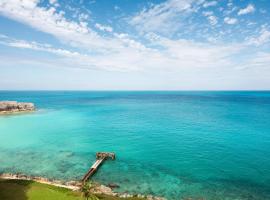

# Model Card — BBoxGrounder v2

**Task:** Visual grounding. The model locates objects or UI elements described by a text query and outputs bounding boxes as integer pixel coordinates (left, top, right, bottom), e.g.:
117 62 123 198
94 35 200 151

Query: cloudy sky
0 0 269 90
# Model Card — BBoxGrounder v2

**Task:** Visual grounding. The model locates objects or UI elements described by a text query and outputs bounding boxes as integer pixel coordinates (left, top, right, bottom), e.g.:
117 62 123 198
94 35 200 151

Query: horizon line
0 89 270 92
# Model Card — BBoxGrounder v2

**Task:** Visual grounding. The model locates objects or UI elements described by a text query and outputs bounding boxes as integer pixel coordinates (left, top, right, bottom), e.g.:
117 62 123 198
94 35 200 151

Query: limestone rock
0 101 35 113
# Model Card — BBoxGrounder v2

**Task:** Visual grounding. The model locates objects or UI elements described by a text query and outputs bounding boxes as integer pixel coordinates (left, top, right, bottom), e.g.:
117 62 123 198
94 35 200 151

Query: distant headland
0 101 35 114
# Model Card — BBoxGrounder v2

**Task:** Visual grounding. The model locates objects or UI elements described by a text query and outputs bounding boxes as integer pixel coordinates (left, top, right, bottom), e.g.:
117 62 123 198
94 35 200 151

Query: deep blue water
0 91 270 199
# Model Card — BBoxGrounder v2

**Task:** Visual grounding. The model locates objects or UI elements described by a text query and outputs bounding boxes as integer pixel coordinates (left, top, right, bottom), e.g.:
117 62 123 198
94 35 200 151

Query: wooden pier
82 152 115 183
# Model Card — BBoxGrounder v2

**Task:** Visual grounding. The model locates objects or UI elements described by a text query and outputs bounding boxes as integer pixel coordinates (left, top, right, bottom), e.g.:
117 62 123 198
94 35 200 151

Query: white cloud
0 0 121 53
95 23 113 32
0 0 155 62
202 11 218 26
78 13 89 21
207 15 218 26
248 28 270 46
224 17 238 25
0 36 80 57
0 0 268 85
202 11 213 16
0 31 244 73
227 2 233 7
129 0 204 35
238 4 255 15
223 6 238 15
250 52 270 67
239 52 270 70
0 1 87 37
152 36 242 69
203 1 217 8
0 34 8 39
49 0 57 5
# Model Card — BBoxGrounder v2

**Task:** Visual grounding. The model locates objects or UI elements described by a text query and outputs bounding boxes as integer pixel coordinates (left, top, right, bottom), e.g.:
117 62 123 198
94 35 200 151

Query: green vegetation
0 179 82 200
81 182 99 200
0 179 144 200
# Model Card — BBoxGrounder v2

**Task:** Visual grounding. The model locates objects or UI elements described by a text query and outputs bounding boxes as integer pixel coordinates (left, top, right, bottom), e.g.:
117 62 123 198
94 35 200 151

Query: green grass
0 179 82 200
0 179 144 200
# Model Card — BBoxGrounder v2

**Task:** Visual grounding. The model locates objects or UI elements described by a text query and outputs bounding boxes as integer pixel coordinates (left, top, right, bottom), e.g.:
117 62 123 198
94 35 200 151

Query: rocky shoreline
0 101 35 114
0 173 166 200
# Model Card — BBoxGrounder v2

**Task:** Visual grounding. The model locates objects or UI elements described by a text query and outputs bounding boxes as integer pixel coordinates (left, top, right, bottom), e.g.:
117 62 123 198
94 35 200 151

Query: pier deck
82 152 115 183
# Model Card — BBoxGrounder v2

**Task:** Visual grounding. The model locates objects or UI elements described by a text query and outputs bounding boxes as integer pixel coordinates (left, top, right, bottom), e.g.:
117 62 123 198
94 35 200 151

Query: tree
81 181 99 200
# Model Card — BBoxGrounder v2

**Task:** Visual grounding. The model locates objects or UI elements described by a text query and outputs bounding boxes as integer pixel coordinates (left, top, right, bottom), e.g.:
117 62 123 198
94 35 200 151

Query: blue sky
0 0 270 90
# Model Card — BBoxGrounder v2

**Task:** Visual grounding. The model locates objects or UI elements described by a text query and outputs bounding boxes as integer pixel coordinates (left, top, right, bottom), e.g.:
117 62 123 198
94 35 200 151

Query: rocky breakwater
0 101 35 114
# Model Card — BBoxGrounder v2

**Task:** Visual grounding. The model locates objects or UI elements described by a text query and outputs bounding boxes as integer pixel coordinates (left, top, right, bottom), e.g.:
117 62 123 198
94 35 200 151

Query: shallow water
0 91 270 199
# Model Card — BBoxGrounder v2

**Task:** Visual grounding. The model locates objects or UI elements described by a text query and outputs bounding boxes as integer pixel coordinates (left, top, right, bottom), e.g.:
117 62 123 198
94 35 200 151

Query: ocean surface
0 91 270 199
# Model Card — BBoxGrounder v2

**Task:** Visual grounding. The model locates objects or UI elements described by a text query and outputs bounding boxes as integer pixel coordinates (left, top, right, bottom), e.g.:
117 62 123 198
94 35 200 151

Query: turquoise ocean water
0 91 270 199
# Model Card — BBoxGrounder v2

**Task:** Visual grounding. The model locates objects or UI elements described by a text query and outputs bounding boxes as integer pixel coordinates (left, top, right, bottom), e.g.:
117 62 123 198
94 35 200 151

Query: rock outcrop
0 101 35 114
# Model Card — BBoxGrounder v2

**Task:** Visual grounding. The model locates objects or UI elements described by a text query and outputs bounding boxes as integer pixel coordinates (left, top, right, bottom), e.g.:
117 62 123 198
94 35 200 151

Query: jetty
82 152 115 183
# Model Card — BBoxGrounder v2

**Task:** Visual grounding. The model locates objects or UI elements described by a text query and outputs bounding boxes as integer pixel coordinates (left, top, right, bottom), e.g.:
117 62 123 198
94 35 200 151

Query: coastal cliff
0 101 35 114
